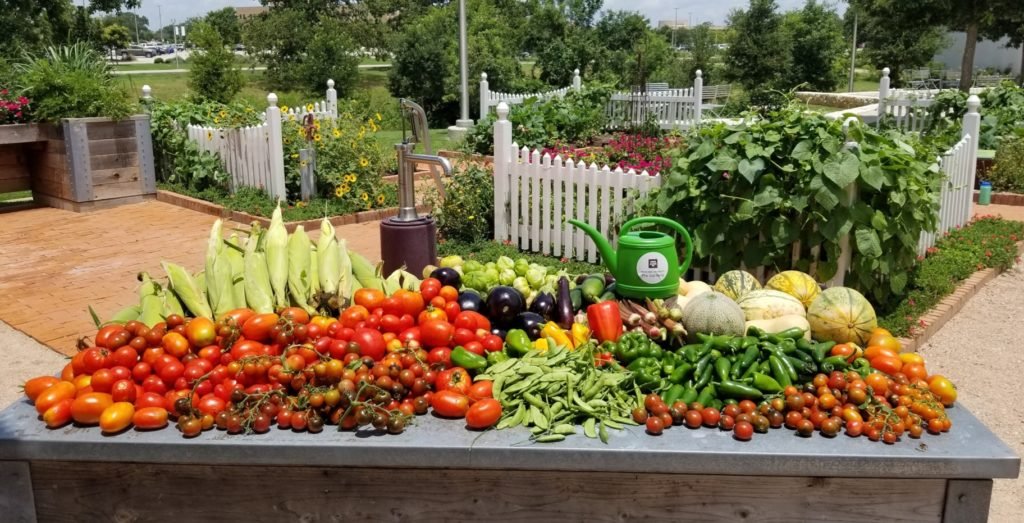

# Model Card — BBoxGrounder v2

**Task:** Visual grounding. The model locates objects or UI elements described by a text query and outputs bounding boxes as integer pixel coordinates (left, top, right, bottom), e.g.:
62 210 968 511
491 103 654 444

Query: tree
205 7 241 45
591 11 671 88
100 24 131 51
101 12 151 42
724 0 792 94
0 1 141 59
782 0 846 91
188 21 242 103
845 1 946 87
982 5 1024 83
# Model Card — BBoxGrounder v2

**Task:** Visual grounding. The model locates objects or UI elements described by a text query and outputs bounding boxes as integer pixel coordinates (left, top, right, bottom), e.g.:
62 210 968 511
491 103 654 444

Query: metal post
158 5 163 42
848 12 858 93
456 0 472 128
133 11 140 45
673 8 679 49
173 23 179 68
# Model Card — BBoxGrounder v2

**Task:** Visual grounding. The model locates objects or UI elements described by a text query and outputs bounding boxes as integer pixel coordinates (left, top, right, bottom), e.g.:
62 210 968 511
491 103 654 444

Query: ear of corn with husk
265 203 289 310
287 225 315 314
203 220 237 318
382 268 421 295
244 223 275 314
337 238 353 300
138 272 164 327
163 262 213 319
162 287 185 318
225 234 246 308
309 244 320 297
317 219 340 295
349 250 383 291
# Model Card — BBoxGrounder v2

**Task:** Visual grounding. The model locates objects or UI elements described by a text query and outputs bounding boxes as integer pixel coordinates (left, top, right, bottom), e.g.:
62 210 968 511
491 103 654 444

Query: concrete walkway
0 201 382 356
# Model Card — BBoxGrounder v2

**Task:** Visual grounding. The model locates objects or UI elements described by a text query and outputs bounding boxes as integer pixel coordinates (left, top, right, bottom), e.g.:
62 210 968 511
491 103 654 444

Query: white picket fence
145 81 339 201
481 69 704 130
875 67 964 132
490 103 661 263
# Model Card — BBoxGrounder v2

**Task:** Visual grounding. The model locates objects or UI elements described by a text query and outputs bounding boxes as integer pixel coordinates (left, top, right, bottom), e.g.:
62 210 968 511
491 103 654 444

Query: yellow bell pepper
533 338 549 351
540 322 573 349
571 323 591 348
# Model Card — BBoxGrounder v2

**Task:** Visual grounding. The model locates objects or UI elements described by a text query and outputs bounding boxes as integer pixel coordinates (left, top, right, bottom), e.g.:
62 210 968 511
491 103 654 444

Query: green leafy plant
187 21 242 103
428 165 495 243
879 216 1024 336
988 134 1024 193
438 239 605 276
643 101 943 307
13 43 133 121
159 183 387 221
924 81 1024 150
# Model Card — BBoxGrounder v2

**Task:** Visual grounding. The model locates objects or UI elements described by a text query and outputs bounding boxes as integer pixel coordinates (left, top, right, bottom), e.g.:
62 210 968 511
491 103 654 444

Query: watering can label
636 252 669 284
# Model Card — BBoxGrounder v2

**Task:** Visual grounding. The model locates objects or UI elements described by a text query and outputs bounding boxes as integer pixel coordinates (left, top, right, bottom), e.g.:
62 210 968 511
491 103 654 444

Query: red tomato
23 376 60 402
452 328 476 346
468 380 493 402
196 394 227 416
380 314 403 333
81 347 109 374
454 311 489 331
110 379 137 404
420 319 454 348
280 307 311 325
418 307 448 325
419 278 442 302
34 381 77 415
162 332 191 359
871 354 903 375
463 341 485 356
133 407 169 430
108 346 139 369
351 328 386 360
95 325 130 349
482 335 504 353
219 308 256 328
241 313 280 342
427 347 452 368
71 392 114 425
42 398 73 428
142 374 167 395
399 327 421 344
185 317 217 348
466 398 502 429
99 402 135 434
135 392 166 410
443 302 461 322
341 306 370 329
89 369 116 393
431 390 470 418
157 360 185 385
437 367 472 395
354 289 386 311
230 339 267 361
395 290 426 316
60 363 75 382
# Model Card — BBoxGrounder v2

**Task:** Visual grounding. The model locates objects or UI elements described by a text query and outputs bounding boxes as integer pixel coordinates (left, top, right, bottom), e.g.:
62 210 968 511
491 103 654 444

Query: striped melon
736 289 806 321
713 270 761 300
807 287 878 345
765 271 821 308
681 291 746 342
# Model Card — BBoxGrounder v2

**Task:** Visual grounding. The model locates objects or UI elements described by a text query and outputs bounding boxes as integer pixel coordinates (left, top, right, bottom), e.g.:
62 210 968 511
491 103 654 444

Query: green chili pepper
486 350 510 367
696 384 716 406
759 360 771 374
696 333 732 350
451 347 488 371
778 338 798 354
796 337 814 352
680 343 705 363
746 325 767 339
505 329 532 357
752 372 783 393
741 336 759 350
821 355 850 373
694 364 714 390
715 358 731 383
768 355 792 387
852 357 872 378
775 353 798 382
785 354 815 377
717 380 764 400
725 337 743 354
710 399 723 410
810 341 836 364
741 358 760 380
663 383 686 406
694 353 714 379
669 363 694 384
732 345 760 379
775 327 806 340
679 386 698 404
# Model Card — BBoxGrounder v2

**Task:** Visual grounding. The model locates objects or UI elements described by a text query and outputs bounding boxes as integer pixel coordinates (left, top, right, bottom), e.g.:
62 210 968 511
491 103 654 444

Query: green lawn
117 70 311 109
834 79 880 93
373 129 456 152
0 190 31 202
113 61 190 71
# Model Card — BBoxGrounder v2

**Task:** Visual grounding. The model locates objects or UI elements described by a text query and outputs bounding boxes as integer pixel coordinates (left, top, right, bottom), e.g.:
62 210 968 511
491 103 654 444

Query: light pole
158 5 163 43
673 8 679 49
848 11 858 92
449 0 473 140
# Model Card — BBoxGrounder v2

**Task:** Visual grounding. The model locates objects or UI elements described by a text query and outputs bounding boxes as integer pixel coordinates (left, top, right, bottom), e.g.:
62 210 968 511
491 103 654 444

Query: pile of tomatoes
22 281 504 437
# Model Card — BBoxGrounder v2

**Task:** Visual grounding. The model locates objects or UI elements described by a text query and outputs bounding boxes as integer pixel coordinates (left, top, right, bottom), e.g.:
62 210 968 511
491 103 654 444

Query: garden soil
2 263 1023 522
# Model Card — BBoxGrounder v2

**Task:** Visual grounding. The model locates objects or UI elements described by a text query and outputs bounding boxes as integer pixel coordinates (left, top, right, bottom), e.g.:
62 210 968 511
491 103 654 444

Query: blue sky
133 1 845 31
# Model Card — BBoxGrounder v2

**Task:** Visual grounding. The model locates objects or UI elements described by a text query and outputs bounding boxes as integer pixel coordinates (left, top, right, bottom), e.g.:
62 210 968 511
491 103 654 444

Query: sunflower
332 128 341 138
376 194 386 205
218 110 227 118
359 157 369 167
280 105 289 113
314 134 322 142
206 131 213 140
314 121 320 130
345 173 356 182
284 138 291 144
300 160 308 168
291 153 299 159
341 183 350 193
306 103 314 112
335 186 344 197
376 112 383 122
214 117 220 124
360 192 369 201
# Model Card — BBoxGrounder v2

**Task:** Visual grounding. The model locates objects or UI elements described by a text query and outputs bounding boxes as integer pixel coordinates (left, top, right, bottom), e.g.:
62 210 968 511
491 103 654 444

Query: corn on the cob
265 203 289 310
162 287 184 318
245 251 274 313
309 244 320 297
225 234 246 308
163 262 213 319
337 238 353 300
109 305 140 324
349 250 383 291
139 272 165 327
195 271 206 296
204 220 226 314
317 219 340 295
287 225 315 313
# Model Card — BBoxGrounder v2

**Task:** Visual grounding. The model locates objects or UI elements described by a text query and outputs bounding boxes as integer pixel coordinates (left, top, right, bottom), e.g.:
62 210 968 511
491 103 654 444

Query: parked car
118 46 156 59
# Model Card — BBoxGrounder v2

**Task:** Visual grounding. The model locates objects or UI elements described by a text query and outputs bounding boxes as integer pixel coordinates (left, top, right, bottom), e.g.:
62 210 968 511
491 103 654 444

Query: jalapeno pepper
715 358 731 383
777 338 798 354
810 341 836 364
669 363 694 384
746 325 767 339
662 383 686 406
680 343 705 363
852 357 872 378
451 347 487 371
732 345 760 379
717 380 764 400
696 333 732 351
696 384 716 406
775 353 798 382
768 355 792 387
709 399 724 410
752 372 783 393
796 337 814 353
740 359 760 380
693 364 714 390
785 354 815 377
741 336 760 350
821 355 850 373
505 329 532 357
679 386 698 404
774 327 807 340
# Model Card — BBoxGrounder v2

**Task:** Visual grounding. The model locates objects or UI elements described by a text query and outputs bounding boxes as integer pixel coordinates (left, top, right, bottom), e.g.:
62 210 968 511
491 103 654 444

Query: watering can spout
567 219 617 272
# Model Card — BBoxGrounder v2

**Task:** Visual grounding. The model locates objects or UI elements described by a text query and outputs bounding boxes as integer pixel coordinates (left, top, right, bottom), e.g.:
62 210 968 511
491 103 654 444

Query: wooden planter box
0 124 44 194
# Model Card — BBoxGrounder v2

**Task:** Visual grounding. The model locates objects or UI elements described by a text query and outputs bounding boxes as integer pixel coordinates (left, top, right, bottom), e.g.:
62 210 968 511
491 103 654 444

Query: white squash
744 315 811 340
679 279 712 297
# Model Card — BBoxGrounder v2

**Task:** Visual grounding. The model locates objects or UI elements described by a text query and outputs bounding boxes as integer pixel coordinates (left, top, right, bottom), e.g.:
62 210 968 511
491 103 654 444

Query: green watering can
568 217 693 299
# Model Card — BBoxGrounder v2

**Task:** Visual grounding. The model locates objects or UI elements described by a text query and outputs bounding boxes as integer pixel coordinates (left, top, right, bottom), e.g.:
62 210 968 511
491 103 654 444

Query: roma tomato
99 402 135 434
443 302 461 322
22 376 60 402
230 339 267 361
185 317 217 348
864 345 898 361
870 354 903 375
133 407 169 430
431 390 470 418
351 328 386 360
436 367 472 395
466 398 502 429
135 391 166 409
90 368 116 393
468 380 493 402
219 308 256 328
354 289 386 311
341 305 370 328
95 325 130 350
420 320 454 349
196 394 227 416
241 313 280 341
71 392 114 425
34 381 76 415
42 398 73 428
280 307 311 325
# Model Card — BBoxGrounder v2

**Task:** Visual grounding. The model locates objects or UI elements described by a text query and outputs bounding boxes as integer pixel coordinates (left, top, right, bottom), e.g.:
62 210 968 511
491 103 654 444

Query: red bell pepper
587 301 623 343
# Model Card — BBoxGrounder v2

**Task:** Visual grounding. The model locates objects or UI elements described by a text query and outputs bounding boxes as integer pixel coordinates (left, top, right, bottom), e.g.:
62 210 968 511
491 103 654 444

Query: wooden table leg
0 460 37 523
943 479 993 523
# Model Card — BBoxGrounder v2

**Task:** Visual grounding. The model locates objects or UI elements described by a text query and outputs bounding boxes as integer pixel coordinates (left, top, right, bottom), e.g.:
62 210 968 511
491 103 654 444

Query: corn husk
204 221 225 313
162 288 185 318
265 203 289 310
139 272 164 327
309 245 320 297
243 223 274 313
109 305 140 324
287 225 315 313
337 239 353 300
349 250 383 291
163 262 213 318
317 219 340 295
225 234 246 308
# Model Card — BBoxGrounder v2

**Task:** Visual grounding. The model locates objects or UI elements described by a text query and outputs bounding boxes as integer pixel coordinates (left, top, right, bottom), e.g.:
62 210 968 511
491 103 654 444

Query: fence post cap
496 102 509 119
966 95 981 111
573 68 580 76
882 67 890 77
481 72 488 80
267 93 278 107
695 69 702 78
141 85 151 97
327 79 335 88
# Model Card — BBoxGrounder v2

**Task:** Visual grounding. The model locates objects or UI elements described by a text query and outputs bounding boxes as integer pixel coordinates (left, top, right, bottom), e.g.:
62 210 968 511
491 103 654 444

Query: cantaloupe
736 289 806 321
807 287 877 345
766 271 821 308
714 270 762 300
681 291 746 342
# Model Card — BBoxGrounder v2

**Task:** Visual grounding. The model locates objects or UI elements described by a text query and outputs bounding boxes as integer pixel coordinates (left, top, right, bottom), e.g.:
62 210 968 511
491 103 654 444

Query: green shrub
988 135 1024 193
153 57 164 64
187 22 242 103
14 43 133 121
428 165 495 243
924 81 1024 150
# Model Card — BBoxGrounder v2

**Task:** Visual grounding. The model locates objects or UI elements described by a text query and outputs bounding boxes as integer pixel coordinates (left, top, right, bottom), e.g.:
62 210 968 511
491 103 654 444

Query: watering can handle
619 217 694 275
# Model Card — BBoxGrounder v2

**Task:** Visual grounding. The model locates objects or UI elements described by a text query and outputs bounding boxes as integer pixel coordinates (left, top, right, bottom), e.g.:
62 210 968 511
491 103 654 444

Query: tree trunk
959 22 979 92
1019 45 1023 85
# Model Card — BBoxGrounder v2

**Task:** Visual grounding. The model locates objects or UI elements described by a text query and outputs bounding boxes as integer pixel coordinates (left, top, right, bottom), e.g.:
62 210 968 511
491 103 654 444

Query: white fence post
326 79 338 118
141 85 152 101
877 67 891 124
572 68 581 91
961 95 981 224
480 73 490 118
693 70 703 125
493 102 512 241
266 93 287 202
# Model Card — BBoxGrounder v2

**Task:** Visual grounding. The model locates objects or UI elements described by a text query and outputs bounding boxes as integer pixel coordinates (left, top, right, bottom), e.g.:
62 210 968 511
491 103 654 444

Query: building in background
934 32 1021 76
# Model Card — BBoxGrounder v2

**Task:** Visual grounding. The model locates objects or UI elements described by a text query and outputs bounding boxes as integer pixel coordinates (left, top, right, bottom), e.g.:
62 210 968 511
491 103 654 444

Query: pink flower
722 171 731 180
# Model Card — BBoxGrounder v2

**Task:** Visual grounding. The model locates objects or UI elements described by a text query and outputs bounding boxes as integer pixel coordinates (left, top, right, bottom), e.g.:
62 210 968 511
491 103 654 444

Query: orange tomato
184 317 217 348
899 353 925 365
34 381 76 415
870 354 903 376
394 290 425 317
22 376 60 402
42 398 74 428
439 285 459 303
864 345 898 360
874 335 903 355
340 305 370 328
928 375 957 406
132 407 169 430
867 328 893 347
72 374 92 392
864 372 890 396
280 307 311 325
60 363 75 382
71 392 114 425
902 362 928 382
309 315 338 330
830 343 854 359
99 402 135 434
418 307 448 324
353 288 386 311
162 332 191 359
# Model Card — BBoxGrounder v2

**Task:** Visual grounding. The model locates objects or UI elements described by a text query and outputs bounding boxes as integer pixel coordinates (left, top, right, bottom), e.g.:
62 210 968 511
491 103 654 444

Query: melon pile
680 269 878 344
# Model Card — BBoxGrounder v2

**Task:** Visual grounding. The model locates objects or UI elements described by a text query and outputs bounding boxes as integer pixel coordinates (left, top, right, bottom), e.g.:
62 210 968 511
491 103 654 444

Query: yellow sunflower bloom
291 153 299 159
300 160 308 168
351 141 357 149
314 121 320 129
359 157 369 167
345 173 356 182
376 194 386 205
340 183 350 193
360 192 369 201
214 117 220 124
206 131 213 140
306 103 314 112
335 186 344 197
218 110 227 118
280 105 289 113
333 128 341 138
314 134 322 142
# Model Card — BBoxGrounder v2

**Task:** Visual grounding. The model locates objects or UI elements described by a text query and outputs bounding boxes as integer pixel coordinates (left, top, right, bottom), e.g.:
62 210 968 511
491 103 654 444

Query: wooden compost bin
0 116 155 212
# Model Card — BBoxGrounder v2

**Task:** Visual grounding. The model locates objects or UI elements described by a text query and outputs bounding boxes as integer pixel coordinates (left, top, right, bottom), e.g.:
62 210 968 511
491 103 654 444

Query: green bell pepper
486 350 510 367
451 347 487 371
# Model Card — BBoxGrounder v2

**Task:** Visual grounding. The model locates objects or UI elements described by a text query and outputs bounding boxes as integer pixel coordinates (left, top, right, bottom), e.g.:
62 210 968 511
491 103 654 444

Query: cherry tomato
81 347 109 374
928 375 957 406
99 402 135 433
110 379 137 403
482 335 504 353
71 392 114 425
34 381 77 415
350 328 386 360
466 398 502 429
443 301 461 323
394 289 426 316
241 313 280 341
108 346 139 369
162 332 191 359
733 420 753 440
431 390 470 418
419 278 442 302
95 325 130 350
427 347 452 368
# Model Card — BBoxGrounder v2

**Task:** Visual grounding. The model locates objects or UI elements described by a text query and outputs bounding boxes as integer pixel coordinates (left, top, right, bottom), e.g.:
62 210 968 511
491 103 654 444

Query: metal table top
0 399 1018 479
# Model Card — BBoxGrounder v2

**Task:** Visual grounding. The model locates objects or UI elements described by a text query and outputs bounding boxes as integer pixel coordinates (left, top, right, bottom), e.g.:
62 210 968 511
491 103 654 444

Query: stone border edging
898 240 1024 352
973 190 1024 206
156 190 431 232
